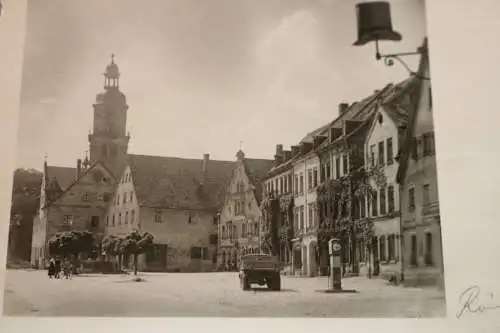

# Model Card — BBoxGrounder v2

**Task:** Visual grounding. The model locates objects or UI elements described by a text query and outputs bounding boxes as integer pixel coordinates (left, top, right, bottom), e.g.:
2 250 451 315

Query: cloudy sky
16 0 426 169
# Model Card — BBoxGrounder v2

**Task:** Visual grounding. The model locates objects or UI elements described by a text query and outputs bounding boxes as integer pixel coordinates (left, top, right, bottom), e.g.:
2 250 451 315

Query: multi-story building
31 160 116 268
359 77 417 282
31 56 236 272
315 97 384 277
261 145 295 273
289 127 328 277
397 39 444 287
217 149 273 270
104 153 235 272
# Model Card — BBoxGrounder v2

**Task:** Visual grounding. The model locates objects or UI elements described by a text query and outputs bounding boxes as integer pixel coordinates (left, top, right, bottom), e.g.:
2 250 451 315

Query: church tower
88 54 130 178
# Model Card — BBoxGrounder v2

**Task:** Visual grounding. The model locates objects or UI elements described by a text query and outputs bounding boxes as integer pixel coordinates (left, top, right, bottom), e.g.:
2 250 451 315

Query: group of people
48 257 73 279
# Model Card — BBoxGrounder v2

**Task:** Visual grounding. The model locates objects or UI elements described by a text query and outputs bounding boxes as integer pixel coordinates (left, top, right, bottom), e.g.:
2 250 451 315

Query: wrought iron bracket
374 40 430 80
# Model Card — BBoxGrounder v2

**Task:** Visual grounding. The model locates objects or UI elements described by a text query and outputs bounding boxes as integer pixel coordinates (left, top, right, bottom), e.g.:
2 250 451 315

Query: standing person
54 258 61 279
48 258 55 279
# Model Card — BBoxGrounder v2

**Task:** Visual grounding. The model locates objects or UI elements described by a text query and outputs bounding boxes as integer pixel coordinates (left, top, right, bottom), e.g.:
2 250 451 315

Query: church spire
104 53 120 89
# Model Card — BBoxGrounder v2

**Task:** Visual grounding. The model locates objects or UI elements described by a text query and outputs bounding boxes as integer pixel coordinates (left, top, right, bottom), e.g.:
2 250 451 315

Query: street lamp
353 1 429 80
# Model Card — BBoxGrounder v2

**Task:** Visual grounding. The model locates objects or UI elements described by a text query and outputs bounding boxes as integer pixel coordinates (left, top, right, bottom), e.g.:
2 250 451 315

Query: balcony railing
421 201 440 223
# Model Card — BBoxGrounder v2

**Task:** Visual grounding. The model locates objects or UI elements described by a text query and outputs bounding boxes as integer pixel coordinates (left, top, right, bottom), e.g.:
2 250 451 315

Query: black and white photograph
2 0 446 318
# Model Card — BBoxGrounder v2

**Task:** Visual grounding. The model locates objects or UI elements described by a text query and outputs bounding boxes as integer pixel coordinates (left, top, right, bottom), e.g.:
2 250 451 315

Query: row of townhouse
259 38 444 287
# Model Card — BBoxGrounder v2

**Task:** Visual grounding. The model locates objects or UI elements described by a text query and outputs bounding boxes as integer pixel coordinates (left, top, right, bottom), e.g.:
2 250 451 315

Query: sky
16 0 426 169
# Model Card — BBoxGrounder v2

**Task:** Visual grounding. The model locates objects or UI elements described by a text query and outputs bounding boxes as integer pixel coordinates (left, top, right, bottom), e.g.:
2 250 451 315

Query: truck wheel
267 274 281 291
241 276 250 291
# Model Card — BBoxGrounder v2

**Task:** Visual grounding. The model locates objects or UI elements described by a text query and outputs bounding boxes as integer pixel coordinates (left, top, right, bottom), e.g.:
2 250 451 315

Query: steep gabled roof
44 160 116 208
242 158 274 204
129 154 234 211
45 166 77 190
396 37 430 185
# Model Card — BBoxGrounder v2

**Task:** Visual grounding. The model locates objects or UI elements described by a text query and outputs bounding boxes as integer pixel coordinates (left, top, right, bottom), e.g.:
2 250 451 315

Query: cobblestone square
3 270 446 317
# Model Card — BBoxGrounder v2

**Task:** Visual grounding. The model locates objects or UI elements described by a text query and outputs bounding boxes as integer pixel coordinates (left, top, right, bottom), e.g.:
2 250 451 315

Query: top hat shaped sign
353 1 402 46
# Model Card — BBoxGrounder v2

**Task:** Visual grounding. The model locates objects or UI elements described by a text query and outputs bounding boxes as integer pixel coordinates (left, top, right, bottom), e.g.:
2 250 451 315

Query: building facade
31 161 116 268
217 150 273 270
31 56 236 272
261 144 295 274
397 39 444 287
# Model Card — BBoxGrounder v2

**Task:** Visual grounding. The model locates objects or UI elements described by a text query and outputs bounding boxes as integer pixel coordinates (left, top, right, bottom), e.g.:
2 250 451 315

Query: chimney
76 159 82 179
338 102 349 115
291 145 299 156
275 144 284 156
283 150 292 161
202 153 210 174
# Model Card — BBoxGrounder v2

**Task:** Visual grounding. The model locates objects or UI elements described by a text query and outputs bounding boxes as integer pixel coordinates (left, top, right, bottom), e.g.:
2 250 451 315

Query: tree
101 235 125 272
48 230 95 269
121 231 154 275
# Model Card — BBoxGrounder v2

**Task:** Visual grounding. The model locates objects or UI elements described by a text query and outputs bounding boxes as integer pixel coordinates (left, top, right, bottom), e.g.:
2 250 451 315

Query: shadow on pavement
249 288 298 293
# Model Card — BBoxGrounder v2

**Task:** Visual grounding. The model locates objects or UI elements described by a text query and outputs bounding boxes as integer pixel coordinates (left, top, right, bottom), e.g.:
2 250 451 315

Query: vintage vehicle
238 254 281 291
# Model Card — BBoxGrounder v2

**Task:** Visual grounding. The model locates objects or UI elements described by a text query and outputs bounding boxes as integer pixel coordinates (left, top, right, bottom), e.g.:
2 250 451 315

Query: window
103 193 111 202
64 215 73 225
423 184 430 205
313 168 318 187
378 141 385 165
372 192 378 216
423 133 433 156
221 226 226 239
308 203 314 227
388 185 395 213
299 206 305 230
123 193 127 204
388 235 395 261
370 145 376 167
112 215 116 226
425 232 433 266
118 213 122 225
360 196 366 218
106 216 109 226
82 192 89 202
429 86 433 109
116 194 120 206
154 212 162 223
387 138 393 165
129 191 133 202
335 157 340 179
379 236 386 261
125 211 129 224
288 174 293 193
410 234 418 266
187 212 192 224
379 187 386 215
308 170 313 190
299 173 304 193
326 162 331 180
408 188 416 212
131 210 135 225
209 234 218 245
190 247 202 259
91 216 99 228
343 154 348 175
294 175 299 195
411 138 418 160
